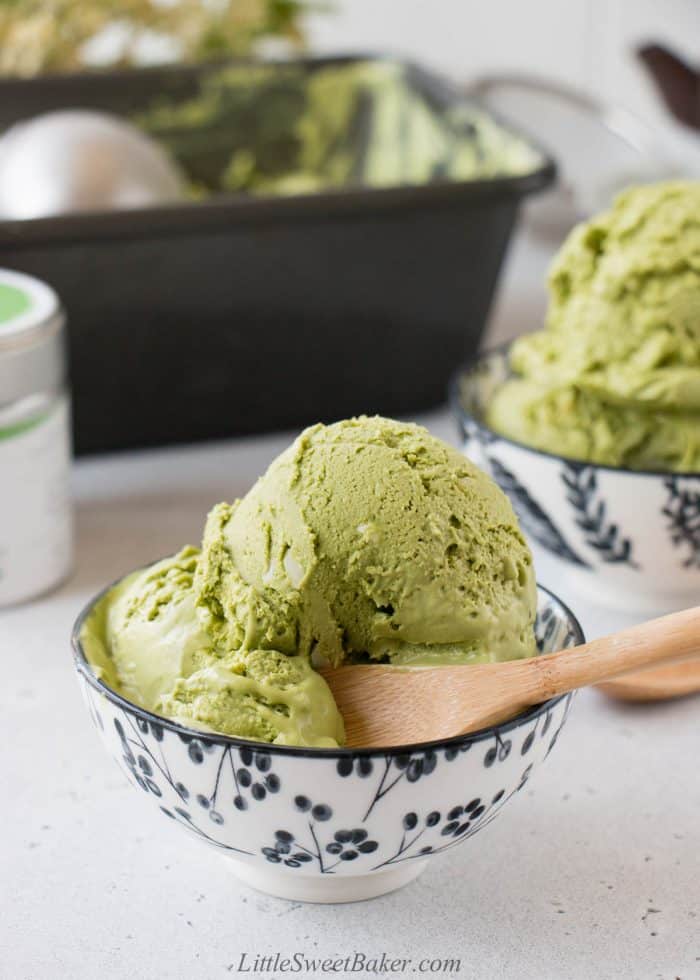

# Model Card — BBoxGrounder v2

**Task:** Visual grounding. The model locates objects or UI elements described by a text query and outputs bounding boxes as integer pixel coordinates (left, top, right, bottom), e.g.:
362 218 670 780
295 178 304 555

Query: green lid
0 268 63 405
0 282 32 327
0 268 59 342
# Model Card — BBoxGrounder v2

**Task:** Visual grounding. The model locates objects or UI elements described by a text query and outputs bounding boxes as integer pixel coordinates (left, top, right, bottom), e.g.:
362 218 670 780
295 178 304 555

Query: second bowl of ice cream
73 417 583 902
452 181 700 612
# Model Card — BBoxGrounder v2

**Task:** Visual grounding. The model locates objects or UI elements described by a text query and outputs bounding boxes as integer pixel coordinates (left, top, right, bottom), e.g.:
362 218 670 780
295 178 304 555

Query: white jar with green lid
0 268 73 605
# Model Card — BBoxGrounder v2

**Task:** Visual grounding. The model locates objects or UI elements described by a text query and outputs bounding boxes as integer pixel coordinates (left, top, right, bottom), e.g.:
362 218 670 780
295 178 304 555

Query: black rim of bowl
449 343 700 480
72 577 584 760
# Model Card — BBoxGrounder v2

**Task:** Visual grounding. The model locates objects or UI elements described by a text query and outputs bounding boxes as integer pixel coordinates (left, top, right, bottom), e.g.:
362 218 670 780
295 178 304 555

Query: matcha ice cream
81 417 537 747
136 60 542 198
81 548 344 747
487 181 700 471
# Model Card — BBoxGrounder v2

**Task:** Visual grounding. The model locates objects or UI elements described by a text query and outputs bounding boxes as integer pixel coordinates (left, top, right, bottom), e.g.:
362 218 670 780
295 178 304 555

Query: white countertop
2 232 699 980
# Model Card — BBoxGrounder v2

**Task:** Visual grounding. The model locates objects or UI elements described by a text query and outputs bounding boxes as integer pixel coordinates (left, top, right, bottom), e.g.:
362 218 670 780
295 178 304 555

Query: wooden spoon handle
522 605 700 703
597 659 700 702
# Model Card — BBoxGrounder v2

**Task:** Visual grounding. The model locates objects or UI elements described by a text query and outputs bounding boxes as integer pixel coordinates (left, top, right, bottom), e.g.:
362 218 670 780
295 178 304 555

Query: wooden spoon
596 660 700 703
320 606 700 748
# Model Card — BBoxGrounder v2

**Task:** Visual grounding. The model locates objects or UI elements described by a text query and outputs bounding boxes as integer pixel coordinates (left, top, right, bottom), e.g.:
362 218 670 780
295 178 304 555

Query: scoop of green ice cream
81 416 538 746
158 648 344 746
487 181 700 470
196 416 537 668
80 548 344 747
98 548 208 709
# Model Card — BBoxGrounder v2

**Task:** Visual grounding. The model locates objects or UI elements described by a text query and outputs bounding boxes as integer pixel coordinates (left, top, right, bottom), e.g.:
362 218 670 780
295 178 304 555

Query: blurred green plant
0 0 315 76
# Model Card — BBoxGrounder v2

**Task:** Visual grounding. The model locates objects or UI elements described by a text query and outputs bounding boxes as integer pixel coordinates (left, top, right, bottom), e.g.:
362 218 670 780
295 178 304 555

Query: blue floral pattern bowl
72 584 583 903
452 347 700 613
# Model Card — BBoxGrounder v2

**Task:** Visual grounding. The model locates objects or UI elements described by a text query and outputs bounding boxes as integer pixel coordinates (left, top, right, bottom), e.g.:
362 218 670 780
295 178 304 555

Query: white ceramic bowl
72 583 583 904
452 347 700 613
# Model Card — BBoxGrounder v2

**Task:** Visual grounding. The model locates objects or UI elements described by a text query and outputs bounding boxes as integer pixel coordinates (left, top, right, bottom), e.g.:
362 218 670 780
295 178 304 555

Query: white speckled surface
2 233 698 979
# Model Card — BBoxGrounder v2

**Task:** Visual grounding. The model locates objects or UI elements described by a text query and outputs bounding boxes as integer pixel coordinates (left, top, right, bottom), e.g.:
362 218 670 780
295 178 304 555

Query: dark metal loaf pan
0 56 555 454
